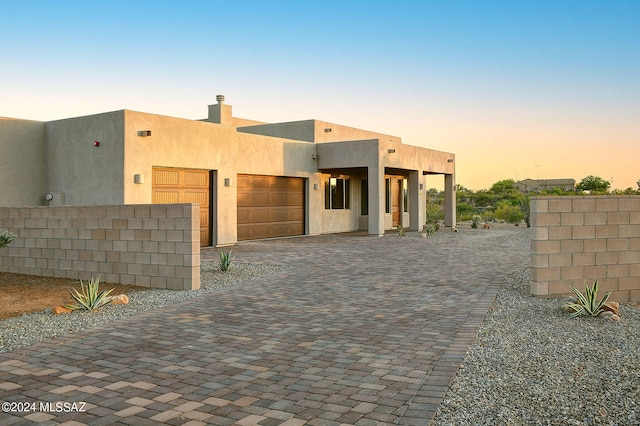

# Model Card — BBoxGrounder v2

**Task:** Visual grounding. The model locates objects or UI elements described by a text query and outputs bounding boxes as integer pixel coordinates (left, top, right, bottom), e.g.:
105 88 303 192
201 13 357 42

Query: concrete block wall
0 204 200 290
531 196 640 301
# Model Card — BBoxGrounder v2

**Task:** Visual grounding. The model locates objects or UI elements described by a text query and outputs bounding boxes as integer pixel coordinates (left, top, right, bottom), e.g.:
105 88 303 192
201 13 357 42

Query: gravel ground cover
434 267 640 426
0 262 289 354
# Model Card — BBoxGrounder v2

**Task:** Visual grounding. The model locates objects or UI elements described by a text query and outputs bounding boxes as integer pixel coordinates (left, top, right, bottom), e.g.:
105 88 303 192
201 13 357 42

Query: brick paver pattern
0 228 529 425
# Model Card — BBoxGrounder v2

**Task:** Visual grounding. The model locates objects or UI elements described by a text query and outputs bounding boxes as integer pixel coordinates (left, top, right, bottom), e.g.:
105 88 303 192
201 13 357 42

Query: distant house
515 178 576 192
0 96 456 246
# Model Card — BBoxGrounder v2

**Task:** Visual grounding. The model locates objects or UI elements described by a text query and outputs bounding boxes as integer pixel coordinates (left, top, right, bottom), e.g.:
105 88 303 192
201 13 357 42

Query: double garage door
237 174 305 241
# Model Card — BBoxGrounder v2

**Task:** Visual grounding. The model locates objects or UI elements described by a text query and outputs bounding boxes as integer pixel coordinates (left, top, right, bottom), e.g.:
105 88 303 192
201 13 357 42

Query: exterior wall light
224 178 232 187
134 174 144 184
137 130 152 137
313 183 319 190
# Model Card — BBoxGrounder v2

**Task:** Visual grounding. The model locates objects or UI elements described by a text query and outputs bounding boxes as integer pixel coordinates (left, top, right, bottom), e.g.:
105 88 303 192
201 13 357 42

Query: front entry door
391 178 402 227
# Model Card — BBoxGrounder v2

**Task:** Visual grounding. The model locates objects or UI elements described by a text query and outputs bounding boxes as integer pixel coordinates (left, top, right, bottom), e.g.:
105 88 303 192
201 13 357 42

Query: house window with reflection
325 177 350 209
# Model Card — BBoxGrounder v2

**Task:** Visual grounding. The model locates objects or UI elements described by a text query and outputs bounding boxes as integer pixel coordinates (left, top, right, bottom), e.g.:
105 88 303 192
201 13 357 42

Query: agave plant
565 279 611 318
219 250 234 272
66 276 114 311
0 230 17 249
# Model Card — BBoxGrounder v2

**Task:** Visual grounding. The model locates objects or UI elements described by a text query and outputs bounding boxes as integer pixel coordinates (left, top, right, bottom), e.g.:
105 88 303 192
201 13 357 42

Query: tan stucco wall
237 119 401 145
238 120 316 142
45 111 125 206
0 118 46 207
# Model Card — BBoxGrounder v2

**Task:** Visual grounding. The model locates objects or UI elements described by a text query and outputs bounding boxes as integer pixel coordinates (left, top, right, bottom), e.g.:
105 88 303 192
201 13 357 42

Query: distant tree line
425 176 640 227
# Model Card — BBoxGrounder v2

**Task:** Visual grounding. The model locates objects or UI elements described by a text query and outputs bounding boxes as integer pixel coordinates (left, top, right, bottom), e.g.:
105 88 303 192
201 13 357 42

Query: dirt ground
0 272 148 320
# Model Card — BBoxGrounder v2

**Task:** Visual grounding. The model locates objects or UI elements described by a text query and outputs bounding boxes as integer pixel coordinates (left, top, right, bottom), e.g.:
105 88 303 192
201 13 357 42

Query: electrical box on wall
134 174 145 184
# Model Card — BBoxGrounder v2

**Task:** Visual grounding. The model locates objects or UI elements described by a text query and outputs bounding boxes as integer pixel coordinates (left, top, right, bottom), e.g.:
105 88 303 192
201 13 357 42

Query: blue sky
2 0 639 189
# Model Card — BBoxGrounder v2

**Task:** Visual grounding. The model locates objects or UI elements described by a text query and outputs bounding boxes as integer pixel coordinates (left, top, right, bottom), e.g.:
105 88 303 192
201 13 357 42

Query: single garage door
152 167 211 246
237 174 304 241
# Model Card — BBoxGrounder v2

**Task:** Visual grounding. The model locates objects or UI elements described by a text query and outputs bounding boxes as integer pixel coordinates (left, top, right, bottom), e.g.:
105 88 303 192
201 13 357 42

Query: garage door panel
185 171 208 187
288 222 304 234
269 207 288 222
249 208 270 223
237 174 305 241
288 193 304 204
272 177 289 189
237 192 251 206
269 223 288 235
184 191 208 206
270 192 287 205
250 224 270 239
154 170 180 186
288 179 304 190
251 176 271 189
287 207 304 221
237 225 251 241
252 192 271 206
237 174 250 189
153 190 180 204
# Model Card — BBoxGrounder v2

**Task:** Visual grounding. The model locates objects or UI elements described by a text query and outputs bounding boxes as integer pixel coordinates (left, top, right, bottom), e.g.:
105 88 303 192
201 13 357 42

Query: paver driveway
1 227 530 425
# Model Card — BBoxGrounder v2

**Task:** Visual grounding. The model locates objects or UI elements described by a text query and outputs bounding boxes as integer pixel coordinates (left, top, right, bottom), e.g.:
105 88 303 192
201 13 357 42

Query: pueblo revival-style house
1 96 456 246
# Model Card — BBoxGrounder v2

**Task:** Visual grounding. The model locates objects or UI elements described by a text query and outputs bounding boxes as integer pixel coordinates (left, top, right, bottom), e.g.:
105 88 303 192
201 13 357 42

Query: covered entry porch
318 165 456 236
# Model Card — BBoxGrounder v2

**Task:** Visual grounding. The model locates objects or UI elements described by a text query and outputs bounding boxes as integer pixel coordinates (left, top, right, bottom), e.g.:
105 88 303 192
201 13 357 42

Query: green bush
494 203 525 225
482 210 496 222
457 202 479 222
425 203 444 224
471 215 481 229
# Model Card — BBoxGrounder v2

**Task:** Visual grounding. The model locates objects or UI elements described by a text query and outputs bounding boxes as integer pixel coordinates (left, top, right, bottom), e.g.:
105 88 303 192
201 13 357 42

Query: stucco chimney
208 95 232 124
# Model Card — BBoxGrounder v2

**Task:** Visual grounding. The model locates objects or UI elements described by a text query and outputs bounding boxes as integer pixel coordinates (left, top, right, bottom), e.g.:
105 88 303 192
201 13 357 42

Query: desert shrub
494 203 525 225
565 279 611 318
425 202 444 224
66 276 114 311
471 215 481 229
457 203 479 222
482 209 496 222
397 225 406 236
0 231 17 249
219 250 234 271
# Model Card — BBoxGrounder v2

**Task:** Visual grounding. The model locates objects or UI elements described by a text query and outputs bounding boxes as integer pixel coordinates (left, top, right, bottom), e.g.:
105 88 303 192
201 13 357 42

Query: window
385 178 391 213
325 177 350 209
403 178 408 212
361 180 368 215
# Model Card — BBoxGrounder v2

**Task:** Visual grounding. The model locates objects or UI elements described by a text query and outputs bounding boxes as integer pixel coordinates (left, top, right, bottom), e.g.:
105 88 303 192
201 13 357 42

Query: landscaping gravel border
0 262 289 354
434 268 640 425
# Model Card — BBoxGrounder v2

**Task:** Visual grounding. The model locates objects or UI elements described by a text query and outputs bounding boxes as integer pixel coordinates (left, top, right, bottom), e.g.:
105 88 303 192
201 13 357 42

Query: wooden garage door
152 167 211 247
237 174 304 241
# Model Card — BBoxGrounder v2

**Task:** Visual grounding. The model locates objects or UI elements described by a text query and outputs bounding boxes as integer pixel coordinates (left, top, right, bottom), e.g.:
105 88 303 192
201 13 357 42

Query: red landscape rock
52 306 72 315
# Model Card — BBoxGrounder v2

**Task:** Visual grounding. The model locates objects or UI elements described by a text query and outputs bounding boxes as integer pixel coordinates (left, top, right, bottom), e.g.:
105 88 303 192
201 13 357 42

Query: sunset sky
2 0 638 190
